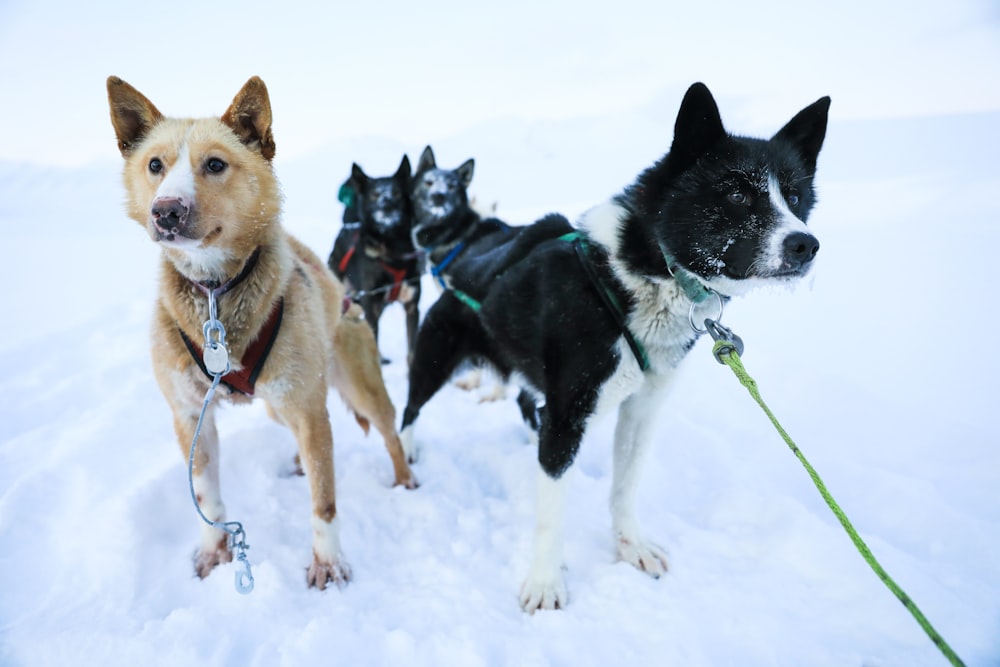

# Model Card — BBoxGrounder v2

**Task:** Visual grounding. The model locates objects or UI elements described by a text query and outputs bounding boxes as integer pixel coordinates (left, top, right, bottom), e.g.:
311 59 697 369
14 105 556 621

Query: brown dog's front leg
171 407 232 578
281 400 353 589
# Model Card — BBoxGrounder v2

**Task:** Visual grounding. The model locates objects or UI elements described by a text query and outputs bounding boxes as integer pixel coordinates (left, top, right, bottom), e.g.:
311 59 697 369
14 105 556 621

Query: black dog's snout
430 193 446 206
151 197 189 231
783 231 820 270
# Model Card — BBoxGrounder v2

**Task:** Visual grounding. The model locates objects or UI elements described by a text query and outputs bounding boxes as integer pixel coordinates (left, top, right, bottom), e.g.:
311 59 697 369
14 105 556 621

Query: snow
1 1 999 665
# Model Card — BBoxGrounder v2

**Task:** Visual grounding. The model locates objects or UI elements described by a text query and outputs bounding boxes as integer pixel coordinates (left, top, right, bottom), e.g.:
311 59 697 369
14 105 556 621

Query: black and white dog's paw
519 567 568 613
616 535 669 578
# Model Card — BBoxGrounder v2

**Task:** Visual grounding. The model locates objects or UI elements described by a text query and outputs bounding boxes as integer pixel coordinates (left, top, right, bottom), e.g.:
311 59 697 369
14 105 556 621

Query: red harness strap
337 230 360 275
379 261 410 303
179 298 285 397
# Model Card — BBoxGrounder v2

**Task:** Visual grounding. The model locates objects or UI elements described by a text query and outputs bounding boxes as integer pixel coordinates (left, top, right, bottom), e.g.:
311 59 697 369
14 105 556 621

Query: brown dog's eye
206 158 227 174
149 158 163 174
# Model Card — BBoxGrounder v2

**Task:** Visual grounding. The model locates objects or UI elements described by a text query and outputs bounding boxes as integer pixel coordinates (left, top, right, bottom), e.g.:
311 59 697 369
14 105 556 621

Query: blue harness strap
430 241 466 290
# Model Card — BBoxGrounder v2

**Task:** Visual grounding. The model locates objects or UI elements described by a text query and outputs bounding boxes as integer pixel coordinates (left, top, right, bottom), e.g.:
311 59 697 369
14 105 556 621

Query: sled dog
402 84 830 611
107 75 416 590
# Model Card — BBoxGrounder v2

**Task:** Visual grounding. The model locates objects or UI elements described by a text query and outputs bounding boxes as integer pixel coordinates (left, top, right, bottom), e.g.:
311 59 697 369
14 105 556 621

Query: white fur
168 243 234 278
763 172 811 271
520 470 570 612
155 139 196 204
610 378 673 576
192 471 227 553
311 514 344 565
399 424 417 463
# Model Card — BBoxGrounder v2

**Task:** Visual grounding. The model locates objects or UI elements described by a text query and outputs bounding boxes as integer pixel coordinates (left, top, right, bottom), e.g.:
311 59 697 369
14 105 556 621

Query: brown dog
107 75 416 589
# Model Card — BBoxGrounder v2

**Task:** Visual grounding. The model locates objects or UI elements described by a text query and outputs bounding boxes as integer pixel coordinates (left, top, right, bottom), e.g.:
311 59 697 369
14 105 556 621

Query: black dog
400 146 552 454
328 156 423 365
402 84 830 612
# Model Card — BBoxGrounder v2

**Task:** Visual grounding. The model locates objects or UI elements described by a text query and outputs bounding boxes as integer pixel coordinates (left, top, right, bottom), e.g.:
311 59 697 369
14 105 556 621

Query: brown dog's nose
151 196 189 232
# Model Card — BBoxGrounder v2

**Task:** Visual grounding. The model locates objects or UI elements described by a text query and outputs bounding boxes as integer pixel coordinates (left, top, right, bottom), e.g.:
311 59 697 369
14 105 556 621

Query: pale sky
1 0 997 167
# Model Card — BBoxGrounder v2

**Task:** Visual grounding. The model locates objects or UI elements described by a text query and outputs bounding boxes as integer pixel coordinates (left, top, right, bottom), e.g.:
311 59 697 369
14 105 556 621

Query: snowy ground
1 2 999 666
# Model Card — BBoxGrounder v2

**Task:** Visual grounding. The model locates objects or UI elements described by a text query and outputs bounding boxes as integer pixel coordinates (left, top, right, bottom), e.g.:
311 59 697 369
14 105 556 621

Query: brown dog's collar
191 247 262 298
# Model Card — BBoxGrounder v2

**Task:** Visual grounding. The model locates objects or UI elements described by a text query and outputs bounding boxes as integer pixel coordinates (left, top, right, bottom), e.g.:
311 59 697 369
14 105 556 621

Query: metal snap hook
234 555 255 595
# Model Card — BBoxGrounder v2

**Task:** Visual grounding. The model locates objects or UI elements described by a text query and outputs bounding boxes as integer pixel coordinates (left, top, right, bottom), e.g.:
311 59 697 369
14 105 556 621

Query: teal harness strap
657 241 715 305
563 232 650 372
451 288 482 312
434 229 651 371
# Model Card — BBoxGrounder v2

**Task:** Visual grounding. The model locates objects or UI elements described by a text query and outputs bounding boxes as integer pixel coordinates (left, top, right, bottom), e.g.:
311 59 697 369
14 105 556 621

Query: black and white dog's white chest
581 202 703 418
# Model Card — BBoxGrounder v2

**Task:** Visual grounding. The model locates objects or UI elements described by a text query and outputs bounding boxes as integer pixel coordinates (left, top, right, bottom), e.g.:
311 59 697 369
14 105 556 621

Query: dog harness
339 227 414 304
432 231 651 372
561 232 650 372
177 247 285 397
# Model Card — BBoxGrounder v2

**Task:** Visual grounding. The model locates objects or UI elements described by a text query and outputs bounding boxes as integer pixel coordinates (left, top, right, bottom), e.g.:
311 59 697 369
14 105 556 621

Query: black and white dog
328 156 423 364
403 83 830 612
403 145 549 434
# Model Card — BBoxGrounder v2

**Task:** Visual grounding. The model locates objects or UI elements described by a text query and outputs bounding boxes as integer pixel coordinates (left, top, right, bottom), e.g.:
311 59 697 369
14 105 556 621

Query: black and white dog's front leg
519 467 570 612
610 376 674 576
519 400 588 613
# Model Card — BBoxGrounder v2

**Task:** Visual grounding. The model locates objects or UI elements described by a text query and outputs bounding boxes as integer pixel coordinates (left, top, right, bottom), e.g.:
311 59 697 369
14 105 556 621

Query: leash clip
705 318 744 364
228 524 255 595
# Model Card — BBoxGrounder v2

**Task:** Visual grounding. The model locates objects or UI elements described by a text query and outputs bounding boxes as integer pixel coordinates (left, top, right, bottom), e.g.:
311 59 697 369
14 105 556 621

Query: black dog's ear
772 96 831 174
667 82 727 175
395 155 412 187
456 158 474 189
350 163 369 192
416 145 436 174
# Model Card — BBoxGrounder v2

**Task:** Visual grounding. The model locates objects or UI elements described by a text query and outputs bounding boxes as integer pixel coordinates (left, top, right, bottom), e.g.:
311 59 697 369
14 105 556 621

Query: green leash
710 334 966 667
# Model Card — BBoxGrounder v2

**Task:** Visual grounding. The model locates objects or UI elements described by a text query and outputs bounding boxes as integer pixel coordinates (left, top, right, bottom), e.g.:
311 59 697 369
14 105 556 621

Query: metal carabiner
705 318 745 364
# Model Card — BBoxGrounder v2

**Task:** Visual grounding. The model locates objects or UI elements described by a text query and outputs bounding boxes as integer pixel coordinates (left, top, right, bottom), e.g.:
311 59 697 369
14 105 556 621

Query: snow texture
1 1 998 665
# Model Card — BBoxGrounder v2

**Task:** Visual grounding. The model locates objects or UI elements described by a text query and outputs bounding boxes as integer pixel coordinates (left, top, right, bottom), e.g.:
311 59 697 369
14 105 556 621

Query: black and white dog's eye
206 158 227 174
727 192 749 205
149 158 163 174
787 193 800 206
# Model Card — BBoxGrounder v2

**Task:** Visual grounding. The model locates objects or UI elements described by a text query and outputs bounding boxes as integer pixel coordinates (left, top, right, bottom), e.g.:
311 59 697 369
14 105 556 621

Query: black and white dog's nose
782 231 820 270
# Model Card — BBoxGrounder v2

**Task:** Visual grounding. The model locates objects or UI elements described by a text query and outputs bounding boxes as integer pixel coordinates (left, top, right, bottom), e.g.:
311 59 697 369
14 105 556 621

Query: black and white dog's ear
456 158 475 189
772 96 831 175
416 145 436 174
395 155 412 186
350 162 369 192
667 82 727 175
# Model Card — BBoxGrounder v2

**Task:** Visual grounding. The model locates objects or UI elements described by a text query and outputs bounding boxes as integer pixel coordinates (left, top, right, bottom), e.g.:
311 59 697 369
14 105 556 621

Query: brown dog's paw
394 473 419 490
307 554 352 590
193 537 233 579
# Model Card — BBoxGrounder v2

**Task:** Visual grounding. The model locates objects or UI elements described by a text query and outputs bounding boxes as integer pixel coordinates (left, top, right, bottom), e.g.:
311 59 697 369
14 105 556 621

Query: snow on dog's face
107 76 281 280
350 156 412 246
409 145 476 250
626 83 830 298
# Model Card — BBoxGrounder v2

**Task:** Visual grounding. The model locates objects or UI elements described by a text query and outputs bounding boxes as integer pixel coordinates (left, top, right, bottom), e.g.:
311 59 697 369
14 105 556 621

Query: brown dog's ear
221 76 276 161
107 76 164 157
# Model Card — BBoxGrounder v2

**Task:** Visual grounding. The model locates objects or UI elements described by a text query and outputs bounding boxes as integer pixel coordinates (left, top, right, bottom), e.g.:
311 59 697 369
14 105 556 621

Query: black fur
327 156 424 365
404 147 579 435
403 85 830 610
405 84 830 480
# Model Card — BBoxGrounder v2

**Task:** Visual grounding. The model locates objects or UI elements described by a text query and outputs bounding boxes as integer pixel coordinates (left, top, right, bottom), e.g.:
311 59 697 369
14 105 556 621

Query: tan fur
108 75 416 589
